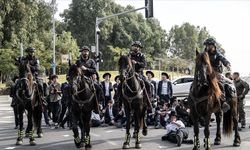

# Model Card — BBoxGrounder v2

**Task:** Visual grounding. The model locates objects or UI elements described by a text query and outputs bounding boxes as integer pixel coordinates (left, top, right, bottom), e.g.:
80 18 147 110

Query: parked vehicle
172 76 194 97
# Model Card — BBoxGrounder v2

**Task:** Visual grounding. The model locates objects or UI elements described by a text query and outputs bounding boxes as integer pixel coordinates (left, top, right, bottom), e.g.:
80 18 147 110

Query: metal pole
95 18 100 72
52 0 56 75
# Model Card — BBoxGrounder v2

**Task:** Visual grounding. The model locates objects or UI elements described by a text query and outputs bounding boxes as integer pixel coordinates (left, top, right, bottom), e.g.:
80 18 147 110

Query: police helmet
131 41 143 48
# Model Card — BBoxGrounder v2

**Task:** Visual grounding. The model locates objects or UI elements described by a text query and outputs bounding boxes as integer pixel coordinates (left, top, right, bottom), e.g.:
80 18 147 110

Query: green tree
62 0 167 70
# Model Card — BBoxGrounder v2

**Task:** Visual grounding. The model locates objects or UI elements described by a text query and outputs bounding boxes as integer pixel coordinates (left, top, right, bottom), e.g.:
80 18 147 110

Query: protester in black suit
101 73 113 108
157 72 173 104
146 71 157 99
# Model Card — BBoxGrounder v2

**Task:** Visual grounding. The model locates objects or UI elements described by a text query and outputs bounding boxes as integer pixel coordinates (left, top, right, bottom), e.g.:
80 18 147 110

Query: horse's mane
201 52 222 100
118 55 132 69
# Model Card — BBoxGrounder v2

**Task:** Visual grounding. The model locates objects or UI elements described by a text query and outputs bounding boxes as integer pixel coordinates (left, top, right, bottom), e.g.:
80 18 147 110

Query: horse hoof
37 133 43 138
29 140 36 146
135 143 142 149
85 144 92 148
16 140 23 145
233 142 240 147
122 143 130 149
142 129 148 136
214 140 221 145
193 146 200 150
74 137 82 148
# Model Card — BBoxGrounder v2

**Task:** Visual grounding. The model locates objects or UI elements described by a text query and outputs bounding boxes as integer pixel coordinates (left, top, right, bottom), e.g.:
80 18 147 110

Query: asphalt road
1 95 250 150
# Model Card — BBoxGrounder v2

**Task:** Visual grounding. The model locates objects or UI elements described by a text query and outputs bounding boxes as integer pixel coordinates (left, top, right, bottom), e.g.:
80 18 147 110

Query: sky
52 0 250 76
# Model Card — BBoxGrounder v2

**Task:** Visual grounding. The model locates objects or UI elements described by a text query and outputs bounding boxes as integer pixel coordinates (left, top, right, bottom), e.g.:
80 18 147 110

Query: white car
172 76 194 97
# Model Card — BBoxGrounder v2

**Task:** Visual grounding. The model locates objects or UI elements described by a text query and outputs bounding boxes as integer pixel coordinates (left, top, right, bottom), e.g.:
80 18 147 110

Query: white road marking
107 140 117 146
90 133 100 137
4 147 16 149
106 130 113 133
63 134 70 137
2 116 14 119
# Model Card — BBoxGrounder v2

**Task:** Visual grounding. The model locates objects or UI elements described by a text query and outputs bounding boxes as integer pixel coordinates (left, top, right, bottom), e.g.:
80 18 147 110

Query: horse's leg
27 102 36 145
134 106 142 149
16 105 24 145
204 114 211 150
123 107 131 149
233 100 241 147
84 111 92 149
214 111 222 145
142 105 148 136
33 105 43 138
192 111 200 150
78 120 84 148
71 108 82 148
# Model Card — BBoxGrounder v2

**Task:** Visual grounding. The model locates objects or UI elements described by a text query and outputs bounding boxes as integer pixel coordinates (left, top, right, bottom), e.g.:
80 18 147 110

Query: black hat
25 47 36 52
114 75 120 81
161 72 169 79
169 110 178 117
131 41 143 48
146 70 154 78
79 46 90 52
203 38 216 46
51 74 58 80
103 72 111 79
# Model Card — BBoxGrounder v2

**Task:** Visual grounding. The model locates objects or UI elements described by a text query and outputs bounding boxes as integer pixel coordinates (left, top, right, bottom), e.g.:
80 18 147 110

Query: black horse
118 55 148 149
189 50 240 150
68 64 96 149
15 58 43 145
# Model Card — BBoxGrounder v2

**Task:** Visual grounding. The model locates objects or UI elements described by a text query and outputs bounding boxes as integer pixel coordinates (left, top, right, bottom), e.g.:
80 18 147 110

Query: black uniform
208 50 230 74
129 51 146 75
128 51 152 110
74 55 100 113
76 56 97 77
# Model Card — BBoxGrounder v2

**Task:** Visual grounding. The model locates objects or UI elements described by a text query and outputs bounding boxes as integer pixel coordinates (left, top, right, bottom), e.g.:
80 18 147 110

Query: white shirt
91 111 101 121
166 120 185 134
161 81 168 95
105 81 110 96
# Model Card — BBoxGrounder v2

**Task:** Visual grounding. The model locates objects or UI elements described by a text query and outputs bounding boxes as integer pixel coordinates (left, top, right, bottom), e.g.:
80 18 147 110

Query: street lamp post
52 0 56 75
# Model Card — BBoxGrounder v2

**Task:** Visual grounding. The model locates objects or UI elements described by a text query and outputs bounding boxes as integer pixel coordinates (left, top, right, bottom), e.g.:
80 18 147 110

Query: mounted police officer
16 47 44 98
73 46 100 113
203 38 231 112
128 41 152 111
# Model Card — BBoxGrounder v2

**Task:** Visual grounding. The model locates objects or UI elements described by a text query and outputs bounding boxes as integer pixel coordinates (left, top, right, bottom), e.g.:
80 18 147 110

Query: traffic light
145 0 153 18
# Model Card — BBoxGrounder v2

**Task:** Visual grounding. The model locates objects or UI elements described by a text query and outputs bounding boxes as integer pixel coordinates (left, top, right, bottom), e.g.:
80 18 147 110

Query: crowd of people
9 38 250 147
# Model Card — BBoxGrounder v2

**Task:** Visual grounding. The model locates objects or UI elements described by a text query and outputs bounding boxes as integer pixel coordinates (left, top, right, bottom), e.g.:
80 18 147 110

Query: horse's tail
223 97 237 136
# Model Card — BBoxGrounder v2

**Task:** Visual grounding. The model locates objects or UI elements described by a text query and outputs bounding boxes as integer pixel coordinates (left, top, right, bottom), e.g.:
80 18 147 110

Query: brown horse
15 58 43 146
118 55 148 149
189 50 240 150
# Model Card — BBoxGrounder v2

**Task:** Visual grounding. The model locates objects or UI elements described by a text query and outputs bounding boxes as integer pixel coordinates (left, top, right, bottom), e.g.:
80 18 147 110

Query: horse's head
16 58 31 78
68 64 79 80
118 55 133 82
193 50 221 99
194 50 210 87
